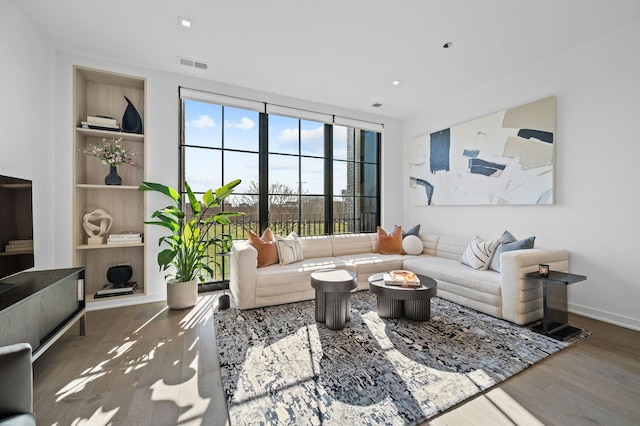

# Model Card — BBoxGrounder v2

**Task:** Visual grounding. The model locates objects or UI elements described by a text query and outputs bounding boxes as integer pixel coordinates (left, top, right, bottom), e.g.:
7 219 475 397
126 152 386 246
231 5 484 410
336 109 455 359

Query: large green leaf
141 178 242 282
140 182 180 202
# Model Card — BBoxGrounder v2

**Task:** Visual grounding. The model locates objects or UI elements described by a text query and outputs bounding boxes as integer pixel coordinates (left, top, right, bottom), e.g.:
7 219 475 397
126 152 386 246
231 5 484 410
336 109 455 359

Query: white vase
166 278 198 310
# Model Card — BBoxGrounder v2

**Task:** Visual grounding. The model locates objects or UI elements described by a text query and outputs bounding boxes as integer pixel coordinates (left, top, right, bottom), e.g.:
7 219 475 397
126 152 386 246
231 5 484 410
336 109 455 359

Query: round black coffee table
311 269 357 330
368 273 437 321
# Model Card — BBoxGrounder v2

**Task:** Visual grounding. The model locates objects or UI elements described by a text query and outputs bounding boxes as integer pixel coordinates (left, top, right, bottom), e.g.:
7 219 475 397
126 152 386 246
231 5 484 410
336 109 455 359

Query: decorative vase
122 96 143 134
166 278 198 310
105 166 122 185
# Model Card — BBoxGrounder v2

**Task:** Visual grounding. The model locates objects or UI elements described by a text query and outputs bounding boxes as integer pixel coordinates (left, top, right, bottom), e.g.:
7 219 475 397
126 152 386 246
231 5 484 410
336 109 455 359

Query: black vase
105 166 122 185
122 96 143 134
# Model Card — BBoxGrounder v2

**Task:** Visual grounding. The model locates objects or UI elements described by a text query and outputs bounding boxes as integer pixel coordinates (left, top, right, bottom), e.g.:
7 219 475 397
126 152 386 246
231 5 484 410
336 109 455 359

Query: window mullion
324 124 333 235
259 113 269 233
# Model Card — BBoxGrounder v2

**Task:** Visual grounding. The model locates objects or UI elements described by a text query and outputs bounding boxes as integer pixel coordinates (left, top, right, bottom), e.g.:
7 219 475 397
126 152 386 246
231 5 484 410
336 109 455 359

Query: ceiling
15 0 640 120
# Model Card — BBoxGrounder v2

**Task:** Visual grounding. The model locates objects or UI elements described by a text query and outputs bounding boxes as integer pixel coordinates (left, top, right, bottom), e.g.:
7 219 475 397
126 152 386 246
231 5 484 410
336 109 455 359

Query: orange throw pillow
248 228 279 267
376 226 404 254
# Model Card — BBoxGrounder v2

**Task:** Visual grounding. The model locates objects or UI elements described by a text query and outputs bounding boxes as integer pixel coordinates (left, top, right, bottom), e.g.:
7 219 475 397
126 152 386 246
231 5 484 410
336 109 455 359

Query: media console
0 267 85 360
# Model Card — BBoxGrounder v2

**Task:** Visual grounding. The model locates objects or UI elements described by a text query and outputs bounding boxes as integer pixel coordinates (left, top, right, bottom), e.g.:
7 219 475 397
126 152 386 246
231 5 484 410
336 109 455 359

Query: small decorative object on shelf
106 264 133 289
82 209 113 245
538 264 550 277
84 137 141 185
122 96 143 134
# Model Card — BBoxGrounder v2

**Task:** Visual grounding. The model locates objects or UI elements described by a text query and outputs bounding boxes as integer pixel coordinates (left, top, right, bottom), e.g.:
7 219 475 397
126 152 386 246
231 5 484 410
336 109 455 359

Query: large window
180 88 381 282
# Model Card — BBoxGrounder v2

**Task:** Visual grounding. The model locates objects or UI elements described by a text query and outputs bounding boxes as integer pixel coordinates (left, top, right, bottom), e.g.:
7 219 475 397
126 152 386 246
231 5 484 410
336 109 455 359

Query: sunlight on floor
69 406 119 425
485 388 545 425
150 333 212 423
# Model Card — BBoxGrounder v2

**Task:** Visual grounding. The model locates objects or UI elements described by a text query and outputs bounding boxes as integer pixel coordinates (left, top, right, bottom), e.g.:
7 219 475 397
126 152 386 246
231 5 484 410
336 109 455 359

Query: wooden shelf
76 184 140 190
0 250 34 256
76 127 144 141
77 242 144 250
90 287 145 301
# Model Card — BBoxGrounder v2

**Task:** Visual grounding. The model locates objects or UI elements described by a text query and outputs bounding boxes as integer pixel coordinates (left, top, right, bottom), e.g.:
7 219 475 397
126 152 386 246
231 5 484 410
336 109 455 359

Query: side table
310 269 357 330
526 270 587 341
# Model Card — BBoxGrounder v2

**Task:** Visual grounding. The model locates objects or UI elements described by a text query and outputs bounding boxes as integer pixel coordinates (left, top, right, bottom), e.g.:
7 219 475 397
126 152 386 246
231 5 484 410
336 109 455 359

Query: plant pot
166 278 198 310
218 294 230 310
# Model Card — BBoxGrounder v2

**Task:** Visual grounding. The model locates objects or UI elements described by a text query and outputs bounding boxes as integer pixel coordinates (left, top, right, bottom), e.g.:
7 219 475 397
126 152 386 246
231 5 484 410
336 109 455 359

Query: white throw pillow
274 232 304 265
402 235 423 255
460 236 499 270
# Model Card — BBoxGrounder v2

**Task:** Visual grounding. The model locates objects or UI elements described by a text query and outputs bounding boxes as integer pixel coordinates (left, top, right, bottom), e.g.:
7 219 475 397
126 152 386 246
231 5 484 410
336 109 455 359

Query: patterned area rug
215 292 588 425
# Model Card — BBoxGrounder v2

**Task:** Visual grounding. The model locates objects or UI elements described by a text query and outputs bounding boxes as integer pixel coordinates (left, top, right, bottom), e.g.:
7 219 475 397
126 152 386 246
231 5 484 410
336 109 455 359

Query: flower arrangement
84 138 141 168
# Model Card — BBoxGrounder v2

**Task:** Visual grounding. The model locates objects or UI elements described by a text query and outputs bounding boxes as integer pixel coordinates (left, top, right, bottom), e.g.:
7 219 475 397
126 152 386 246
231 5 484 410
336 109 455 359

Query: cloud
225 117 255 130
279 128 299 143
191 115 216 128
278 125 323 143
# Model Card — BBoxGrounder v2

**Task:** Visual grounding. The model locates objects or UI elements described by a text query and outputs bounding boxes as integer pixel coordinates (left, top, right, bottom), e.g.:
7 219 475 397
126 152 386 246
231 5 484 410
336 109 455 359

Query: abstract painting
409 96 556 206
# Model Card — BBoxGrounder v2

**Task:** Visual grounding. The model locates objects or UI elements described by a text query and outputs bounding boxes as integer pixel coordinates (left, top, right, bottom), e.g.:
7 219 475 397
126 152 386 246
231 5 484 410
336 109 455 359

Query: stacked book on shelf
80 115 121 132
383 270 421 288
107 232 143 245
3 239 34 254
95 282 138 298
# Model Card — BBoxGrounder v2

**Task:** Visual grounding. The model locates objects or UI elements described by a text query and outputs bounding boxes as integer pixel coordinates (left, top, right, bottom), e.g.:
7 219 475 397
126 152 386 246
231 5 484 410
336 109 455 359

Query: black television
0 174 35 280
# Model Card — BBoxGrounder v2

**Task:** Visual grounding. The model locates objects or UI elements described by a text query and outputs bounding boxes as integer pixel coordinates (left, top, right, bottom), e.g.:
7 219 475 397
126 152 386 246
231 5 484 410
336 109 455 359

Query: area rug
214 292 589 425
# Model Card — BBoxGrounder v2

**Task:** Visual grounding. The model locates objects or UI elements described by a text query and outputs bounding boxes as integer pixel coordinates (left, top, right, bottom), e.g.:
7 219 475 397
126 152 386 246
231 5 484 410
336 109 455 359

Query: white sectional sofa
229 232 569 325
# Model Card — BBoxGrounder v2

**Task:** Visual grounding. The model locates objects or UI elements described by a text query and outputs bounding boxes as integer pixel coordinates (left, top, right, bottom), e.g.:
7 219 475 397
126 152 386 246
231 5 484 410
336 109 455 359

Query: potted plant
139 179 242 309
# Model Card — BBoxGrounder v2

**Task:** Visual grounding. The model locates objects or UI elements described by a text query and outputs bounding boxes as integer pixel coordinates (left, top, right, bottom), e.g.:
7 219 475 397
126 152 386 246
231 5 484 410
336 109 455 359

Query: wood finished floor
33 292 640 425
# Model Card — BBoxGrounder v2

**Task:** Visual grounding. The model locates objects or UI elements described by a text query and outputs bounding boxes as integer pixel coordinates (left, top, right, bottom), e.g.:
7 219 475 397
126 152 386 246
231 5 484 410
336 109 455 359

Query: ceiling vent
177 56 208 70
371 102 390 109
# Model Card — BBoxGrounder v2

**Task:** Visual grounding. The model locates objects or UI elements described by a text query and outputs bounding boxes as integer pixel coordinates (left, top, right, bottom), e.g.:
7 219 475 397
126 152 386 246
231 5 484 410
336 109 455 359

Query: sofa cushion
254 257 357 296
403 255 501 296
460 236 499 270
331 234 374 256
274 232 304 265
299 236 333 259
489 231 536 272
337 253 405 276
396 223 420 238
248 228 279 267
435 235 470 259
375 226 403 254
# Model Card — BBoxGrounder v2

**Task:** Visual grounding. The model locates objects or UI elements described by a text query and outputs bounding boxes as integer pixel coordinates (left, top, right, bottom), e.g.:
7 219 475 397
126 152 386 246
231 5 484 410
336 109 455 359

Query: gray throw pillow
489 231 535 272
399 224 420 239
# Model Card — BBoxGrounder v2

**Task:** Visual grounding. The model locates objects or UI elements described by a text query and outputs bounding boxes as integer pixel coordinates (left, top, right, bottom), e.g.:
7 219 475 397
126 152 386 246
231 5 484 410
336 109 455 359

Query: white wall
403 19 640 330
0 1 56 270
51 52 403 309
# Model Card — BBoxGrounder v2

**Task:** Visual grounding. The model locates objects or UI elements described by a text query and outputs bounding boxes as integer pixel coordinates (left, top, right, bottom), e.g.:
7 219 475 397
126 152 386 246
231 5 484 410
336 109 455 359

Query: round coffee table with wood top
310 269 357 330
368 273 437 321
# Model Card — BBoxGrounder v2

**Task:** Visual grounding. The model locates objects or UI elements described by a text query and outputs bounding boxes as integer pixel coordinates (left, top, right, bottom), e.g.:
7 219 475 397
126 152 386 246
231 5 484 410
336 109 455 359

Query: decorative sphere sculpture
402 235 424 255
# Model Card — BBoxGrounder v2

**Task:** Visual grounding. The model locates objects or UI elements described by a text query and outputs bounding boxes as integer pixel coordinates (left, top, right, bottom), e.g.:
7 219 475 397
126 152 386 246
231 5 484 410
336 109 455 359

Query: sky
183 100 350 197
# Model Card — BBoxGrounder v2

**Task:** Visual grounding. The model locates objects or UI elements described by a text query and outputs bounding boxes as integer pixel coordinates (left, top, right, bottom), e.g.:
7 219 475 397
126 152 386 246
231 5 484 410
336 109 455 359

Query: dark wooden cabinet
0 268 85 360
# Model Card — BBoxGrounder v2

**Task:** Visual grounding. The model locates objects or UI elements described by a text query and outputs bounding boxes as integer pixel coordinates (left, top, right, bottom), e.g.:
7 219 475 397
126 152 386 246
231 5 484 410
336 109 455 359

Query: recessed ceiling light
179 17 193 28
391 80 401 86
443 41 453 48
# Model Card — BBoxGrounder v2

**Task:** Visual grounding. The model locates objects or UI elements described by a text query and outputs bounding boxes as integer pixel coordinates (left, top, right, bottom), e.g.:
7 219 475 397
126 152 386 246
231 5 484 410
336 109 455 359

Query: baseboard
569 302 640 331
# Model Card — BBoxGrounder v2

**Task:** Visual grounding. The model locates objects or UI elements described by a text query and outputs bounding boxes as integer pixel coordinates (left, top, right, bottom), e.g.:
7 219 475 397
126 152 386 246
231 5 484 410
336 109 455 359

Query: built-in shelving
72 66 147 304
